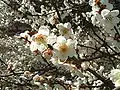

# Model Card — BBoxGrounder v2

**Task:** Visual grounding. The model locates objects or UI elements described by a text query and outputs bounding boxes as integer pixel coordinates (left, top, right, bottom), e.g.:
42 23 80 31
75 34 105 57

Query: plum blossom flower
29 26 50 53
53 36 76 61
33 26 50 45
56 22 73 39
101 9 120 30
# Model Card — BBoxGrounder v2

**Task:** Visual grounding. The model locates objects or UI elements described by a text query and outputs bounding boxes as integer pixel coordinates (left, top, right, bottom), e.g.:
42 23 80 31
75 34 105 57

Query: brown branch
87 68 115 89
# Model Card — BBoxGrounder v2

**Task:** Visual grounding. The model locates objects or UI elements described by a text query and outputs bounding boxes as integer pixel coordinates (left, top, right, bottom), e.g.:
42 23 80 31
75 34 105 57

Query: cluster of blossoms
14 0 120 89
87 0 120 88
20 22 76 62
87 0 120 35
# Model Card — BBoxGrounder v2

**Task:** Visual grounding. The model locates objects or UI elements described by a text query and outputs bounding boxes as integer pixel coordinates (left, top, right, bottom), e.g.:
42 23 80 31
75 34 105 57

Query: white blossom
101 9 120 30
53 36 76 61
56 22 73 39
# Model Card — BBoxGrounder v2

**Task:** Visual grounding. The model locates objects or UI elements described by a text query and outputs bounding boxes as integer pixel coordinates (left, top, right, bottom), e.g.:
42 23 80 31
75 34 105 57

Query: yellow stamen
59 44 68 53
35 34 46 44
62 28 69 35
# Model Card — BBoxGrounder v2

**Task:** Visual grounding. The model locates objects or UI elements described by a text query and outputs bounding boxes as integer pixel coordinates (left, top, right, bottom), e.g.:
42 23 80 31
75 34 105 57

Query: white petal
53 43 60 50
38 26 49 36
66 39 75 47
111 10 119 17
113 17 120 24
58 53 68 61
47 34 57 45
56 23 64 30
57 36 66 44
91 16 96 25
106 3 113 10
64 22 71 29
30 42 38 52
37 44 47 52
92 5 100 11
101 9 110 18
68 49 76 57
81 62 90 70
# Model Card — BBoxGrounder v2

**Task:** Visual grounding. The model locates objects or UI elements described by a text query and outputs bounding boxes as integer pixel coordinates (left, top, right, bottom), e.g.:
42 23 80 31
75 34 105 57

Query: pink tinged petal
111 10 119 17
101 9 110 18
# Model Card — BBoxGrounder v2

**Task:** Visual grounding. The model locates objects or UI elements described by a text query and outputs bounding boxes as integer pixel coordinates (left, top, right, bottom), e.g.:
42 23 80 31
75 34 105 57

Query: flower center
59 44 68 53
35 34 46 44
62 28 69 35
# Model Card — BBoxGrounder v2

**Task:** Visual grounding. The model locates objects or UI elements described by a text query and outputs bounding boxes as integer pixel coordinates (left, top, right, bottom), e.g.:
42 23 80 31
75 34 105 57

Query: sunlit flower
101 9 120 29
24 71 32 77
33 74 45 86
33 26 50 45
38 26 50 36
53 36 76 61
56 22 73 39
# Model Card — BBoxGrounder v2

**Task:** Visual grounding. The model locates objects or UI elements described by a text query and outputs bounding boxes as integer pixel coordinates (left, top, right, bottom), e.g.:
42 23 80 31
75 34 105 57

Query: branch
50 0 62 22
87 68 115 89
0 72 23 77
0 58 7 66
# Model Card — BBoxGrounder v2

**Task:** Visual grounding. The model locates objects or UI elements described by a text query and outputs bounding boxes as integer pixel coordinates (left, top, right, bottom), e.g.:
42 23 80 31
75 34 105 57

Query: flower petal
38 26 49 36
64 22 71 29
57 36 66 44
111 10 119 17
101 9 110 18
